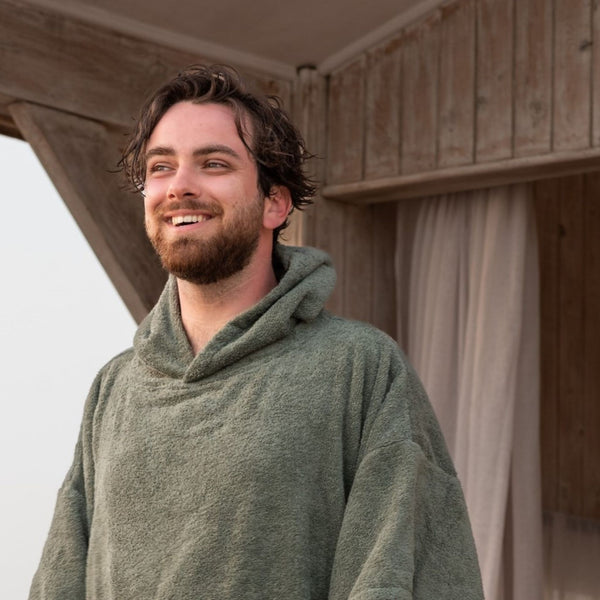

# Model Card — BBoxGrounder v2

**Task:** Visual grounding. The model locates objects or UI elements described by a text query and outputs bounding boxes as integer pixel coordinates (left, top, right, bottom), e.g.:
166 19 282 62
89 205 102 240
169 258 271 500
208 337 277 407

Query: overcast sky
0 134 138 598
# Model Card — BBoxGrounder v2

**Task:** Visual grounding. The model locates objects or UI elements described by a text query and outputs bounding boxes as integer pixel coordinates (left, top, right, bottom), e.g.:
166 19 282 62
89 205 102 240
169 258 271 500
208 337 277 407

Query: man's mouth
170 215 211 227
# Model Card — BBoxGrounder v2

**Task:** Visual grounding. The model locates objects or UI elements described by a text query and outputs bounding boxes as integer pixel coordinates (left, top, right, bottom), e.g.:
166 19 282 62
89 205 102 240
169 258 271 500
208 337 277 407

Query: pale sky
0 134 138 598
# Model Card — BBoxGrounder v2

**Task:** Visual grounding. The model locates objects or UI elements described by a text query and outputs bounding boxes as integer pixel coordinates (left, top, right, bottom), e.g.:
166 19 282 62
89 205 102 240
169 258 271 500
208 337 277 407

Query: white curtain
395 184 543 600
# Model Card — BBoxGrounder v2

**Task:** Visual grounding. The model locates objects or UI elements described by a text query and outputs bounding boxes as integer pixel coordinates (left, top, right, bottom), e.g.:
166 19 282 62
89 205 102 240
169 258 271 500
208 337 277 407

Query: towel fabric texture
29 244 483 600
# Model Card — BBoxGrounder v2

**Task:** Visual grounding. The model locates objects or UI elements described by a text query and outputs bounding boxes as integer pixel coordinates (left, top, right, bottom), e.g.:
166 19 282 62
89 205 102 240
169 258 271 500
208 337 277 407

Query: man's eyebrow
144 144 242 161
193 144 242 159
145 146 174 160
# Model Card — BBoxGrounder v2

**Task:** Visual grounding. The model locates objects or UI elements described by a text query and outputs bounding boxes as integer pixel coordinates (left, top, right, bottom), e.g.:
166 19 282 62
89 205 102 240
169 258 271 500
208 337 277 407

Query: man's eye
149 163 169 173
205 160 227 169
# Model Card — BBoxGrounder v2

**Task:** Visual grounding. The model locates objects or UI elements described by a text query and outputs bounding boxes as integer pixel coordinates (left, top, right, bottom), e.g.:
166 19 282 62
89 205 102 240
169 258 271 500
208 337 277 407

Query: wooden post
10 102 166 323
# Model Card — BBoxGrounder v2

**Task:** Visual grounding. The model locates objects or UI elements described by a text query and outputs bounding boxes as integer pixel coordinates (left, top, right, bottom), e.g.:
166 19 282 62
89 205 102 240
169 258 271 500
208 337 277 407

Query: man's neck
176 258 278 355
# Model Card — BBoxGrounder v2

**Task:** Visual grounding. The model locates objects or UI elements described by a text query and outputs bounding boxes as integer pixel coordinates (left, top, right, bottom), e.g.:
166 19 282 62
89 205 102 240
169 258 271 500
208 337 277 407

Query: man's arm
28 439 89 599
28 373 101 600
329 355 484 600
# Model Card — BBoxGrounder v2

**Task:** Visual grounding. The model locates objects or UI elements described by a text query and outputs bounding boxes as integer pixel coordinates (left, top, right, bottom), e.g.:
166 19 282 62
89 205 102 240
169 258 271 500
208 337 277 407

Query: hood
133 245 335 382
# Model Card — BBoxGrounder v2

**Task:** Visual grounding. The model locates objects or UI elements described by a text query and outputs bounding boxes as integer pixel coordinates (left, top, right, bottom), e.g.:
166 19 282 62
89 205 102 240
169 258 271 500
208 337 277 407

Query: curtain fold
395 184 543 600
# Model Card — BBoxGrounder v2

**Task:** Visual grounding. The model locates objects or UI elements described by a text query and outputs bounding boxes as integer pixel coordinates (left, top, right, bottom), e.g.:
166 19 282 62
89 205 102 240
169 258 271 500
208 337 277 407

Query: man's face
143 101 268 285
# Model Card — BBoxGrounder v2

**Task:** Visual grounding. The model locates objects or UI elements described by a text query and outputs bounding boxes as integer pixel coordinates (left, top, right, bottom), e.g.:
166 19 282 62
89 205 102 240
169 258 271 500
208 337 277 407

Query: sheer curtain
395 184 543 600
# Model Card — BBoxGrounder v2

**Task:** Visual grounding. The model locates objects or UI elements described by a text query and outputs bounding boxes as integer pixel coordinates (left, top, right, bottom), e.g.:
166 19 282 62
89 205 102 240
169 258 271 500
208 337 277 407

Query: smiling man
29 65 483 600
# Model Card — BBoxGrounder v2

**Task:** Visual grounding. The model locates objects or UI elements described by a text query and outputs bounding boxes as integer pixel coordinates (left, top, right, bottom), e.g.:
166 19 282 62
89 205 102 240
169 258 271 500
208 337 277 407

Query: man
30 65 483 599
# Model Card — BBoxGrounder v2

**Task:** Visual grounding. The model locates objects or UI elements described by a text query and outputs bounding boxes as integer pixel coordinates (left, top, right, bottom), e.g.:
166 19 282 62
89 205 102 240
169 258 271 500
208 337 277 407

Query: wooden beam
0 113 21 140
10 102 166 323
322 148 600 204
0 0 291 128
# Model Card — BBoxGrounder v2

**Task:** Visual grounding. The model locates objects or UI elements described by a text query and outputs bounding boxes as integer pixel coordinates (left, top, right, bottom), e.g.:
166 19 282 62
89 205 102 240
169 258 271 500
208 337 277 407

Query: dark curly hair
119 64 315 241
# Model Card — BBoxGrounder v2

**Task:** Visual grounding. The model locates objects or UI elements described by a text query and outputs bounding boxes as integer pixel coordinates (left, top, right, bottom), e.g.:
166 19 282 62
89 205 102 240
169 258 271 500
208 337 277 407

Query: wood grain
401 13 441 174
364 37 402 180
582 171 600 517
343 205 374 322
553 0 593 151
370 203 398 337
557 175 585 516
326 57 366 185
534 179 561 513
476 0 514 162
438 0 476 168
594 0 600 146
514 0 553 156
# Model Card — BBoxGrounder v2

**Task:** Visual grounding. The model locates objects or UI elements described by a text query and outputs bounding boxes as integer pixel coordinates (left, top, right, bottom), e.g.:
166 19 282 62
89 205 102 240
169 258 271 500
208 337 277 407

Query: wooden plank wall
323 0 599 202
535 173 600 520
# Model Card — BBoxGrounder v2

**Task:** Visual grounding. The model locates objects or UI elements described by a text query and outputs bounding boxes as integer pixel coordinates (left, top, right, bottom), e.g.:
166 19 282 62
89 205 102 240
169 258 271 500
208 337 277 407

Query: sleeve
328 354 484 600
28 374 101 600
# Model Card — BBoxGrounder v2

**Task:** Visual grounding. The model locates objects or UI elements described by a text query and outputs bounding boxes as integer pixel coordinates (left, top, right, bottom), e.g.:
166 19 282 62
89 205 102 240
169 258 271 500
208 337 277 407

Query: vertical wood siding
475 0 514 162
535 173 600 520
325 0 599 186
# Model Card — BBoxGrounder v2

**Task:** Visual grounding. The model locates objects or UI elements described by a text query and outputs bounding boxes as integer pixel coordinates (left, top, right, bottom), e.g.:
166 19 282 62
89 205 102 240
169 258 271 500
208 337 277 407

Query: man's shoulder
92 346 136 389
315 311 398 344
303 311 403 362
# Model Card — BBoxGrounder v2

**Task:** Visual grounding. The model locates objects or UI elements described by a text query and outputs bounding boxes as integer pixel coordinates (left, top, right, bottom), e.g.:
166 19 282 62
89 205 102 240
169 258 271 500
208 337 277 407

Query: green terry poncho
29 245 483 600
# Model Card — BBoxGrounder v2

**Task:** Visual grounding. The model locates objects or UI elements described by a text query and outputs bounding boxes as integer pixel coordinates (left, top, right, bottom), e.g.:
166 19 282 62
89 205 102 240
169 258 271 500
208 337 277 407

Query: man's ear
263 185 292 231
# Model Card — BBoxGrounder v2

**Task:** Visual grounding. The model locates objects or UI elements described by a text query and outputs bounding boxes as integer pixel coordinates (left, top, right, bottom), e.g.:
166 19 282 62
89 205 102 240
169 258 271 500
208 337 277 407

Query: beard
146 195 265 285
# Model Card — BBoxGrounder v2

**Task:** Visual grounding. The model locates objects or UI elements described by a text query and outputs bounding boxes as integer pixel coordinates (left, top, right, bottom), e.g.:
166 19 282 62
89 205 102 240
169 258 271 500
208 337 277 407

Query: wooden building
1 0 599 598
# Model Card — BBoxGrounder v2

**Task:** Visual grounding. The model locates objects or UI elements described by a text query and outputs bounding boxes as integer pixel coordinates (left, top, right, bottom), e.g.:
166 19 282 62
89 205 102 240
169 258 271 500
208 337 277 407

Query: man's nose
167 166 197 199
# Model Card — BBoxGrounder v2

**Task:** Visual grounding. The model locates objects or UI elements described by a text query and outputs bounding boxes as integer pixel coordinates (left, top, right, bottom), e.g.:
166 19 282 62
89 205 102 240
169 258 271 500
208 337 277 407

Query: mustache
152 199 224 218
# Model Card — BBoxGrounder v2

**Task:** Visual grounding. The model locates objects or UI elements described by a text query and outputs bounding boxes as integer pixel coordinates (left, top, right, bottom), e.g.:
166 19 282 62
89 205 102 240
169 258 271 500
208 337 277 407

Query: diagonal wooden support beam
10 101 166 323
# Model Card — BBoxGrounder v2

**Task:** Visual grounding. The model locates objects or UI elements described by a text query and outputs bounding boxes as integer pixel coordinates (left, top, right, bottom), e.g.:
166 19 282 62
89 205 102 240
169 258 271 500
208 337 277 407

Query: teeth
171 215 209 226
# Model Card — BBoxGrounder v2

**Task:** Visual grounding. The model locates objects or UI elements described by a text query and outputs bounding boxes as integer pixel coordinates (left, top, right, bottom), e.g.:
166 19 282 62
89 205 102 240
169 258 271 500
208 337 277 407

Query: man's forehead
144 101 256 164
151 101 253 141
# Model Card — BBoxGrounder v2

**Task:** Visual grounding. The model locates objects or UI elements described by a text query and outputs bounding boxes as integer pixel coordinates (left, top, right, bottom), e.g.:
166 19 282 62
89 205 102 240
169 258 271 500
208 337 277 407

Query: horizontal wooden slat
322 148 600 204
0 0 291 128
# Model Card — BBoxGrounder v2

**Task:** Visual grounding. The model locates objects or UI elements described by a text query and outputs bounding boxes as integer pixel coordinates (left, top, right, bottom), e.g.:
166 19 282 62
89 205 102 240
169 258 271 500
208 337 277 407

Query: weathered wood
371 202 397 338
322 147 600 204
326 57 366 185
553 0 593 151
401 13 440 174
0 0 291 128
0 113 21 139
594 0 600 146
514 0 553 156
343 205 374 322
583 171 600 518
476 0 514 162
557 175 585 516
313 200 346 315
291 67 327 249
534 179 560 513
9 102 166 323
364 36 402 180
438 0 476 168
